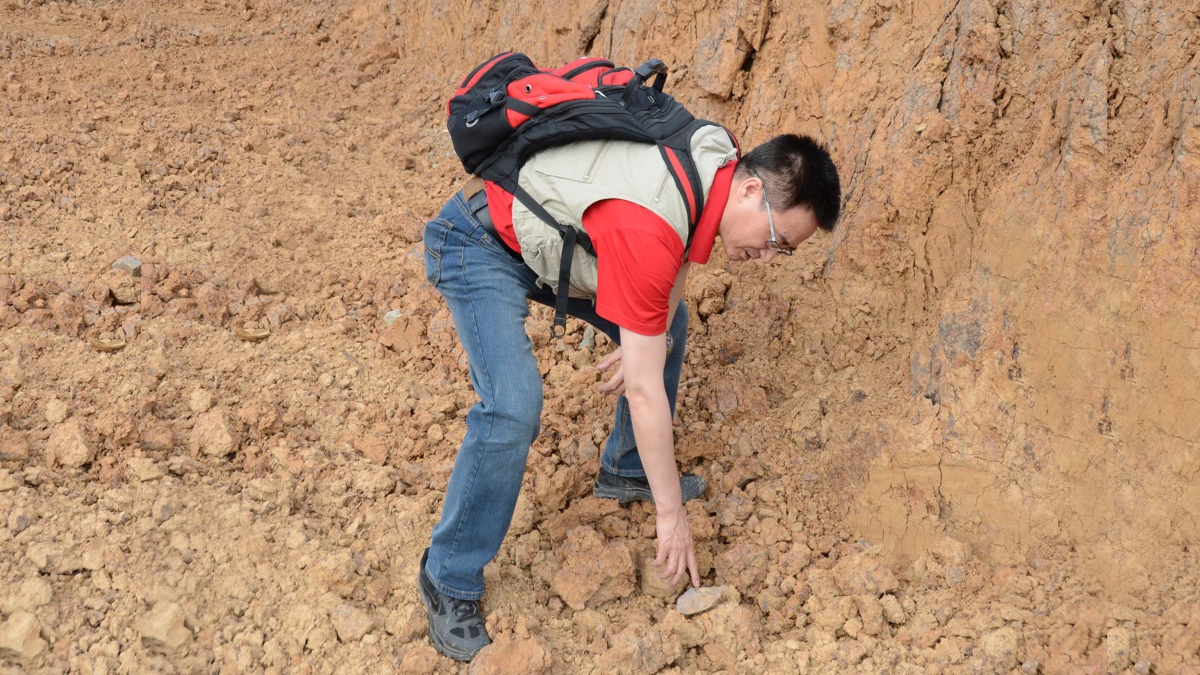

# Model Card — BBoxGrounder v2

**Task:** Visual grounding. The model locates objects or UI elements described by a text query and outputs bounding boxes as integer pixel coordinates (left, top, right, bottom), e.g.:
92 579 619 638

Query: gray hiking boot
592 467 707 505
417 549 491 661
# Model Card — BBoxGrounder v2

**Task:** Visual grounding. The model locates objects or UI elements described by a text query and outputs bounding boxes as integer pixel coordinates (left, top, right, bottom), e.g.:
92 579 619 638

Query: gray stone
1021 660 1040 674
112 255 143 276
383 309 403 327
330 604 375 642
676 586 725 617
580 325 596 351
8 506 34 534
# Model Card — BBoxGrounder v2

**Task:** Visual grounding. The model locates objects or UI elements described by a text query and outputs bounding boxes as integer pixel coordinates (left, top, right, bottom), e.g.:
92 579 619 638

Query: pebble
676 586 725 616
284 529 308 549
140 602 191 653
1021 660 1040 674
1133 661 1151 675
383 309 403 327
190 410 238 456
44 397 70 424
46 420 95 469
0 611 47 662
112 254 143 276
330 604 375 642
580 325 596 351
126 456 165 481
0 469 19 492
640 556 688 600
189 388 214 414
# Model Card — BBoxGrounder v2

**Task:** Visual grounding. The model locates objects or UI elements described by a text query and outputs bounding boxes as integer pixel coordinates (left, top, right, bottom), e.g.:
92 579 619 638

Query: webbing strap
512 185 594 336
554 228 577 338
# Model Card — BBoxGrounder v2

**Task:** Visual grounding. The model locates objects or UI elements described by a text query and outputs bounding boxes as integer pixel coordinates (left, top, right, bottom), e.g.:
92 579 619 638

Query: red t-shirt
484 160 736 335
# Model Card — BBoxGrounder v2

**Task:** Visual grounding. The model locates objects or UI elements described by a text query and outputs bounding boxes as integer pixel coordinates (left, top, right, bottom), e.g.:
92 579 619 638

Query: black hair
736 134 841 231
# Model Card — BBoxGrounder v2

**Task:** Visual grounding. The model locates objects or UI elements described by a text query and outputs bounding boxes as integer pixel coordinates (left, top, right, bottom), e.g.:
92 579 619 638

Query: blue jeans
422 192 688 600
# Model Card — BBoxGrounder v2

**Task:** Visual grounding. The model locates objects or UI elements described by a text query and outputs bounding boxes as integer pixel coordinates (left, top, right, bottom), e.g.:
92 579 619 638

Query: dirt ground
1 0 1198 673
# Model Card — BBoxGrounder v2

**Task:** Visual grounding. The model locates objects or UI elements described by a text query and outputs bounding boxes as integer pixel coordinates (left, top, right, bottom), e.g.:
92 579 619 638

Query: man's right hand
654 507 700 587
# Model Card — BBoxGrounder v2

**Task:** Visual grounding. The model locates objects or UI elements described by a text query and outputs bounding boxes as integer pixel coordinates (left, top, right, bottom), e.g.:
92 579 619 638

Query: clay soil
1 0 1198 673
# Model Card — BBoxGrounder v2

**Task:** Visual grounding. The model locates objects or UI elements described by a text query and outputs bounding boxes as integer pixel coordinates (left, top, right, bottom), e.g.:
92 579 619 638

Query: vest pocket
652 171 670 203
531 141 609 183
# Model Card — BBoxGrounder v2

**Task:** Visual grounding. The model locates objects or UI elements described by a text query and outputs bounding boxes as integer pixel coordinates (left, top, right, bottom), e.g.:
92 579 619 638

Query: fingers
688 549 700 587
597 368 625 396
597 351 618 370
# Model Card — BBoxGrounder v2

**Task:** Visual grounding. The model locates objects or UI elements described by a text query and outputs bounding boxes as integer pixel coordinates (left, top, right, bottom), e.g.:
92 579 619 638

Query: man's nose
761 249 777 263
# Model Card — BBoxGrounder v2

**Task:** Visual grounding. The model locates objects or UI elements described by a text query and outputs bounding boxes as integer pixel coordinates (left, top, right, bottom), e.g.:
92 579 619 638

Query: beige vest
512 125 737 298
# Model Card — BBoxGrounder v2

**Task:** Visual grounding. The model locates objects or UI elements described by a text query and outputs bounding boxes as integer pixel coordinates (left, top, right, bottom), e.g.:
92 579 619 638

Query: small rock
330 604 375 642
1133 660 1151 675
46 420 95 468
469 634 553 675
102 268 139 304
580 325 596 351
383 309 403 327
833 551 898 596
640 556 688 600
855 594 885 635
0 611 47 662
44 397 70 424
189 388 214 414
284 529 308 549
658 609 703 649
140 602 191 653
979 626 1020 665
0 469 18 492
1021 660 1040 674
427 424 444 443
7 506 33 533
190 410 239 456
151 498 179 523
0 577 52 614
880 594 906 624
398 644 439 674
676 586 725 616
0 434 30 461
126 456 165 481
836 639 867 665
112 254 143 276
385 604 427 643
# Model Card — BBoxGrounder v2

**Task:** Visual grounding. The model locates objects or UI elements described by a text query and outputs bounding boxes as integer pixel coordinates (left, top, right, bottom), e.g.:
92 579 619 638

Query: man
418 130 840 660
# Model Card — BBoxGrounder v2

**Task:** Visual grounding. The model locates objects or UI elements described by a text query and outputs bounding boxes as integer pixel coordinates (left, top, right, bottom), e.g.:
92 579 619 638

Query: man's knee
491 380 543 441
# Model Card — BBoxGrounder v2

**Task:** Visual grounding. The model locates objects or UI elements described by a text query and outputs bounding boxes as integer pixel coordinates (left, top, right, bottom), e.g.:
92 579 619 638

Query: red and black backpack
446 52 738 335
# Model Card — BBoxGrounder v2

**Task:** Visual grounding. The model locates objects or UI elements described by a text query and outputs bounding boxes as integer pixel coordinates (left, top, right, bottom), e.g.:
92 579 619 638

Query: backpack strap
512 184 596 336
659 119 717 253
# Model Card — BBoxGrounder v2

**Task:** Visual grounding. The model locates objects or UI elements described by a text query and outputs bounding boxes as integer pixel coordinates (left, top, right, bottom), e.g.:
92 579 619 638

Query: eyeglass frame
751 170 793 256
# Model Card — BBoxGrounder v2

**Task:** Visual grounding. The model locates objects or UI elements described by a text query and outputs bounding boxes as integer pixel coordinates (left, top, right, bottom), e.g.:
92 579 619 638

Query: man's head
717 134 841 262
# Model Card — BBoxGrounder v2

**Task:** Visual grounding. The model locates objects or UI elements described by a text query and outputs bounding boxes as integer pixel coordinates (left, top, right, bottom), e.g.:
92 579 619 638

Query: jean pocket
423 218 452 287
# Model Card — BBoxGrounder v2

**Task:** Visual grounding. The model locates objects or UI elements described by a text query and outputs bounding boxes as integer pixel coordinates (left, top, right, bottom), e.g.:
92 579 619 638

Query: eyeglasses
753 170 792 256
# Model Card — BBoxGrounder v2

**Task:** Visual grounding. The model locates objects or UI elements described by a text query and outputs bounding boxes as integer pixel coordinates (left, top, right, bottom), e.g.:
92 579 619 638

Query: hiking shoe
417 549 491 661
592 467 707 505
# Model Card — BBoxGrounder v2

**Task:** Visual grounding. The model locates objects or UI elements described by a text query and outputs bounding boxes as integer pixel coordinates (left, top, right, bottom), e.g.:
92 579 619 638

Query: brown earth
1 0 1198 673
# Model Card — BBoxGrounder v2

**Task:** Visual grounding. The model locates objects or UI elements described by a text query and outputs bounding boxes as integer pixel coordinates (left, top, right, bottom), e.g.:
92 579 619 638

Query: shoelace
450 597 483 624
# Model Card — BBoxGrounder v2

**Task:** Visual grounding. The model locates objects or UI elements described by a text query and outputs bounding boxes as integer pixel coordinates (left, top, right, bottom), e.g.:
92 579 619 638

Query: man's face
719 175 819 263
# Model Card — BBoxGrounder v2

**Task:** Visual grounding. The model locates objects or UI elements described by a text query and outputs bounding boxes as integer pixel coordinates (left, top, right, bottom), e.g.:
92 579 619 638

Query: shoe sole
592 476 708 505
417 573 485 662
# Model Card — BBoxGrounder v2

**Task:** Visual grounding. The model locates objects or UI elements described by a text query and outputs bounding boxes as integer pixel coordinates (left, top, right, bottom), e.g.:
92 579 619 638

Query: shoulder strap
660 119 720 252
512 185 596 336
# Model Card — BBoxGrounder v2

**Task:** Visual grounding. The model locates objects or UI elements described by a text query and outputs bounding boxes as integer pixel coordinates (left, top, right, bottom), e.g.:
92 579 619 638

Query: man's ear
734 174 761 203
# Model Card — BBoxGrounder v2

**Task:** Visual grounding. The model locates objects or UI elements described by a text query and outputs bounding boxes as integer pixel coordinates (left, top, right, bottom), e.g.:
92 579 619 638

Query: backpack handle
620 59 668 107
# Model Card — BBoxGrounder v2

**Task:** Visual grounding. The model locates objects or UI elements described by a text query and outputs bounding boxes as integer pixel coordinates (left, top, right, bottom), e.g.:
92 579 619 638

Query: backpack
446 52 737 336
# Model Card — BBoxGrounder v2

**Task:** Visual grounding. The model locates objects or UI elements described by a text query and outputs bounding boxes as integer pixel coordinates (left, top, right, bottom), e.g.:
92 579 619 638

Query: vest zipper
653 173 670 202
582 143 607 181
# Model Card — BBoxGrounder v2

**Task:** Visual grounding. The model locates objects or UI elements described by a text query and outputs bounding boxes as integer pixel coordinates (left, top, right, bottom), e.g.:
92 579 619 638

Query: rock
284 529 308 549
640 556 689 600
140 420 175 452
0 611 47 662
1021 660 1041 674
833 551 898 596
692 601 763 663
383 309 403 327
597 622 681 675
837 639 867 665
102 269 139 304
979 626 1020 666
151 498 179 523
0 577 52 614
46 420 95 468
715 541 769 591
1133 660 1151 675
659 609 704 649
398 644 440 674
44 397 69 424
0 434 30 461
880 594 906 624
379 315 427 351
676 586 725 616
189 388 214 414
550 527 635 610
330 604 375 642
190 410 239 456
140 602 191 653
0 469 18 492
856 594 885 635
385 604 427 644
112 254 142 276
1107 626 1133 667
7 506 33 534
469 634 553 675
127 456 165 481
